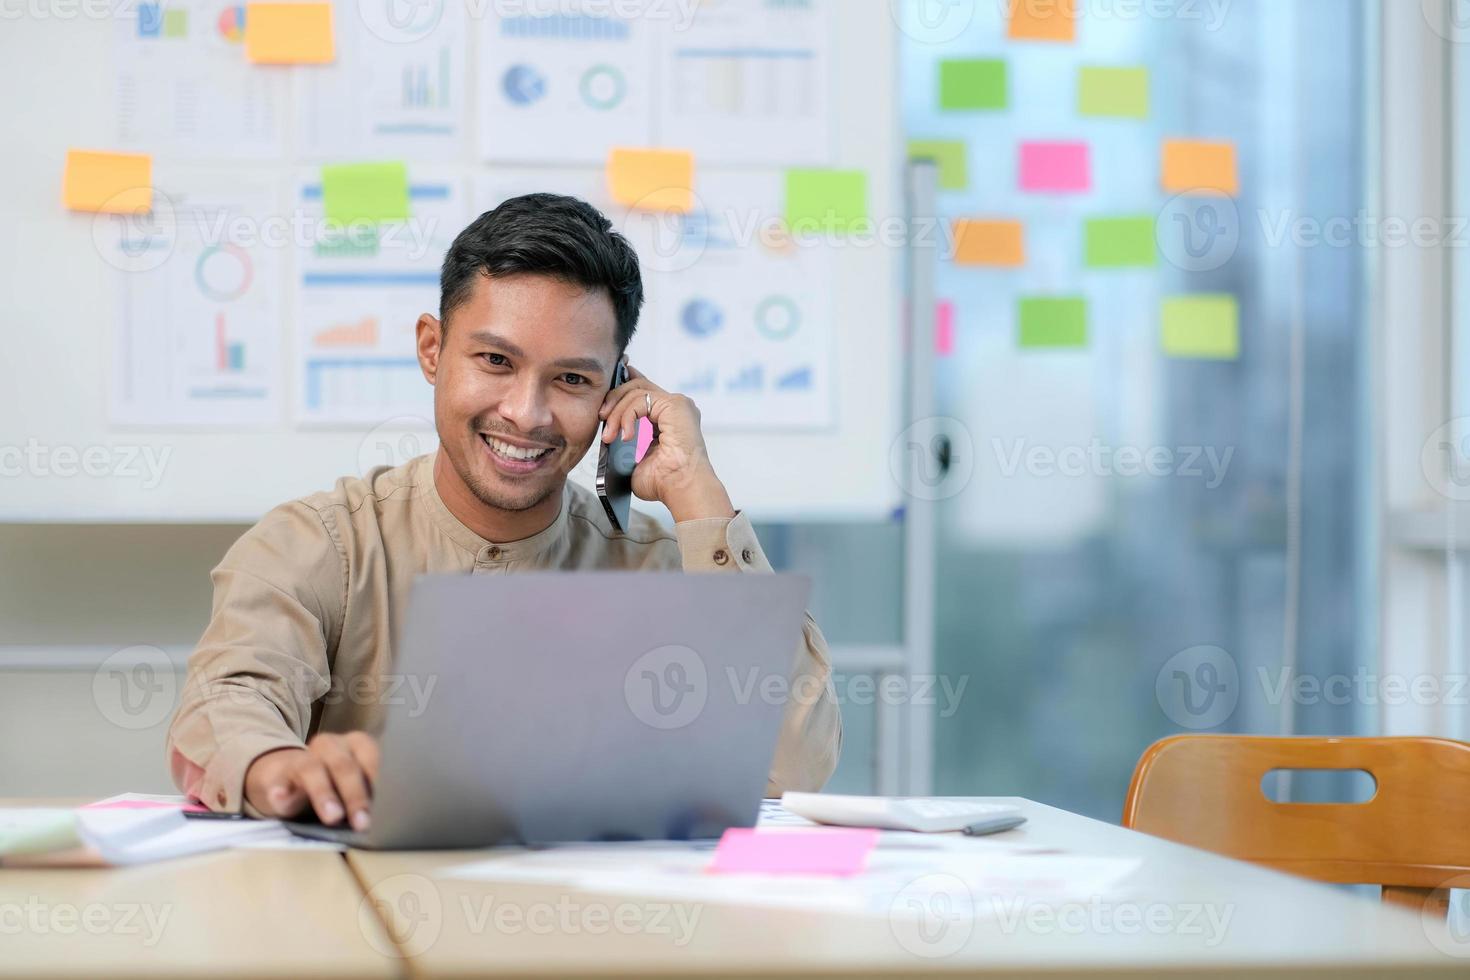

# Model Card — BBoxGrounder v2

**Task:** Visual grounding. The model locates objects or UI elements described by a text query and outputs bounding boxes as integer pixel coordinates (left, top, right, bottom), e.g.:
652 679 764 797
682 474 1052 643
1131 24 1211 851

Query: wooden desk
1 833 398 978
347 799 1467 978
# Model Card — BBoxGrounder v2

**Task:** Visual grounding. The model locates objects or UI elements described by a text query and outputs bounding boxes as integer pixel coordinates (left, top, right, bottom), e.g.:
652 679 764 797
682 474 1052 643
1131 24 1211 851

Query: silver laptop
286 571 810 849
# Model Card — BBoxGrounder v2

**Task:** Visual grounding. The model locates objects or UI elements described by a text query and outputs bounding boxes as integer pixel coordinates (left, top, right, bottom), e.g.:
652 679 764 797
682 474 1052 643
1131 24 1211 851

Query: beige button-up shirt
167 453 841 813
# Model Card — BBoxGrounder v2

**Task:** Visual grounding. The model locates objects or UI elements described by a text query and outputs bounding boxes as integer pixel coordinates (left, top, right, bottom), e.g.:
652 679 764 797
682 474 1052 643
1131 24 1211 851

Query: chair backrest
1122 735 1470 890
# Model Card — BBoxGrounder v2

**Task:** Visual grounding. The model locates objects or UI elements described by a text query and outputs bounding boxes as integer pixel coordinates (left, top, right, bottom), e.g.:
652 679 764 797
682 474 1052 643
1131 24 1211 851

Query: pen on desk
183 809 250 821
961 814 1027 836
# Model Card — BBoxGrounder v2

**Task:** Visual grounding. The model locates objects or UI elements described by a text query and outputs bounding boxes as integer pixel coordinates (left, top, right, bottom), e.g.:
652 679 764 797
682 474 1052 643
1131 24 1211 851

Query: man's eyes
478 354 588 387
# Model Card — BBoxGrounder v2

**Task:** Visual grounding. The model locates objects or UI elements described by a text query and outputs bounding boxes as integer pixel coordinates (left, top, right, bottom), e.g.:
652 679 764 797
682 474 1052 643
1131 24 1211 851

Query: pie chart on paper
680 298 723 339
503 65 547 106
216 5 244 42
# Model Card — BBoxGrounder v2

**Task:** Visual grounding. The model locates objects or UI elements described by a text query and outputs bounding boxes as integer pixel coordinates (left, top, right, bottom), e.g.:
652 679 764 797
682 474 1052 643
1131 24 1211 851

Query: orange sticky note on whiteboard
1008 0 1077 42
608 148 694 213
244 3 335 64
62 150 152 214
1162 139 1239 195
952 219 1025 267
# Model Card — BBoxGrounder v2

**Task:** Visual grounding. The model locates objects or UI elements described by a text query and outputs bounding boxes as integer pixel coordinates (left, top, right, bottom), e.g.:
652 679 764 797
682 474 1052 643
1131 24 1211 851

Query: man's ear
416 313 442 384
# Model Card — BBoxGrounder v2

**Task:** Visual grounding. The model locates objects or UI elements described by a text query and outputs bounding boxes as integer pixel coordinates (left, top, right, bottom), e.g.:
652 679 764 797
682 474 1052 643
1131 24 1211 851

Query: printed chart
113 0 286 159
293 168 466 425
110 175 283 425
296 0 468 160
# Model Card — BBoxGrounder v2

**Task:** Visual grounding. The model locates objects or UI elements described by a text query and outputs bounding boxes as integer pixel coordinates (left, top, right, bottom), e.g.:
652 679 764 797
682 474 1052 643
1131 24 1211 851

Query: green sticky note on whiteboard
1085 216 1157 268
1162 295 1239 359
907 140 968 190
785 169 868 234
1019 297 1088 349
939 59 1008 110
1078 66 1150 119
321 162 410 225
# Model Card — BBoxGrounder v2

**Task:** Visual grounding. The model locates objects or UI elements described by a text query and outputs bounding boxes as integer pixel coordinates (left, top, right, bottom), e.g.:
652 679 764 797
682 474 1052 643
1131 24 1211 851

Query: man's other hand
243 732 380 831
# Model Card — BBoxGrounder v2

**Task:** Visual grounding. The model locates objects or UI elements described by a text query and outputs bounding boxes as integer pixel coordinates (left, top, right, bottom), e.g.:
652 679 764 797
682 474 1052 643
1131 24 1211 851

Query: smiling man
165 194 841 827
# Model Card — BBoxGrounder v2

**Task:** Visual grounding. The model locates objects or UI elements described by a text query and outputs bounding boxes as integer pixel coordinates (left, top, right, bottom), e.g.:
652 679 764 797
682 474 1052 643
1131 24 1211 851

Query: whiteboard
0 3 901 523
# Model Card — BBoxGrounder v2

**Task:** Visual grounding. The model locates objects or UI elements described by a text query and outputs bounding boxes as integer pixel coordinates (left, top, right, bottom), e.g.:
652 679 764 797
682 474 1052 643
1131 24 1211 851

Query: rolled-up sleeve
675 511 842 794
166 502 344 813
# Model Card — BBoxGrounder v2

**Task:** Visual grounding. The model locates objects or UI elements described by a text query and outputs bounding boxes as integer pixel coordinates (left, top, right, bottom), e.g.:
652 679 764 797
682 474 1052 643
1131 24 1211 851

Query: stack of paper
0 793 338 867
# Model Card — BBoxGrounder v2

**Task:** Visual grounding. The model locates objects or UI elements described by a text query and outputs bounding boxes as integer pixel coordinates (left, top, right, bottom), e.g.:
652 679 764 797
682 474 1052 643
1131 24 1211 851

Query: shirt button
741 548 754 564
216 789 227 807
713 549 729 566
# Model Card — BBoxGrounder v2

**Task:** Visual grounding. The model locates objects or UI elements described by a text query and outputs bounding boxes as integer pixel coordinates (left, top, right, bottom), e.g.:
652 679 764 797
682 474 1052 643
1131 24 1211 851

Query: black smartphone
596 360 636 534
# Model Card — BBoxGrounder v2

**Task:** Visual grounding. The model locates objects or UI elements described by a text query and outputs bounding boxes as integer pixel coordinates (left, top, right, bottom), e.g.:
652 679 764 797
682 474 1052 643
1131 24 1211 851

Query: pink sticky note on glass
936 300 955 357
708 828 879 876
635 417 654 463
1019 141 1091 193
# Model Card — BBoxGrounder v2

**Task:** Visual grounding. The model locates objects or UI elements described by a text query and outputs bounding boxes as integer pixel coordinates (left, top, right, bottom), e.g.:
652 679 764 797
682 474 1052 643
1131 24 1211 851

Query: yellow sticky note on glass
608 148 694 213
62 150 152 214
785 169 868 235
1078 67 1149 119
321 162 410 225
245 3 334 64
1162 295 1239 359
1019 297 1087 349
1162 139 1239 195
908 140 968 190
953 219 1025 267
1009 0 1077 42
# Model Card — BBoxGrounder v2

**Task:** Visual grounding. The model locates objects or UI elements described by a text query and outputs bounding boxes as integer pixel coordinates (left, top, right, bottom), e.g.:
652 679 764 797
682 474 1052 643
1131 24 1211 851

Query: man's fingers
316 739 373 832
293 755 346 826
344 731 381 784
265 782 308 818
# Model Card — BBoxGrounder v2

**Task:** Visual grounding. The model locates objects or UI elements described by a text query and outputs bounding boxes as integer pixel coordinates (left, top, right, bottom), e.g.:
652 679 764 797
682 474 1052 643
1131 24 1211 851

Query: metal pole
902 159 940 796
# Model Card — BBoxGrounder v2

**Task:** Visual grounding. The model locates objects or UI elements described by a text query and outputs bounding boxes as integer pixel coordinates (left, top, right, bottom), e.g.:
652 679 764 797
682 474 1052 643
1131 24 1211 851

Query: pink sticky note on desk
709 828 879 876
1019 141 1091 193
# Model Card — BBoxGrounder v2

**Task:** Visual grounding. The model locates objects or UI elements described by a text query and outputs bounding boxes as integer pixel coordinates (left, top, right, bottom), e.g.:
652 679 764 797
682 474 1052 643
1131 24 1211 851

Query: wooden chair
1122 735 1470 919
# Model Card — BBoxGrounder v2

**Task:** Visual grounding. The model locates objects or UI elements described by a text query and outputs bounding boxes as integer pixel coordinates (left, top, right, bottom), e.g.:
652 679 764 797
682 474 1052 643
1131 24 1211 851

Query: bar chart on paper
295 2 467 159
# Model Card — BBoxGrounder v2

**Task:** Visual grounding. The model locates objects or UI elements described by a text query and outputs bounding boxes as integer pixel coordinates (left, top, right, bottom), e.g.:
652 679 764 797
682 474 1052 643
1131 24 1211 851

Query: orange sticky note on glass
62 150 152 214
608 148 694 213
709 828 878 876
1009 0 1077 42
1162 139 1238 195
952 219 1025 267
245 3 335 64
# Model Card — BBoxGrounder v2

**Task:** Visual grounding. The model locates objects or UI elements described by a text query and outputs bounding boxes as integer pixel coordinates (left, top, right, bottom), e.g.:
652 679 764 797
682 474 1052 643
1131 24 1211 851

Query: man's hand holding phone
244 732 380 830
598 362 735 524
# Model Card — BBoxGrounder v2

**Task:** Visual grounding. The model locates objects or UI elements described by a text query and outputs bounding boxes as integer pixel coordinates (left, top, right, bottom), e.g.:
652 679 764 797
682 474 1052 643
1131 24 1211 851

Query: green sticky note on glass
1162 295 1239 359
784 168 868 234
1019 297 1088 349
1078 66 1149 119
321 162 411 225
1085 216 1157 268
907 140 968 190
939 59 1008 111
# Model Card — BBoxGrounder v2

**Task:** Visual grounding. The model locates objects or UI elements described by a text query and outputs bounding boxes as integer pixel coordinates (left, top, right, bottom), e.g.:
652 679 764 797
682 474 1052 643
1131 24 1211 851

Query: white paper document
108 171 284 426
443 838 1141 920
293 167 466 426
296 0 468 160
112 0 287 160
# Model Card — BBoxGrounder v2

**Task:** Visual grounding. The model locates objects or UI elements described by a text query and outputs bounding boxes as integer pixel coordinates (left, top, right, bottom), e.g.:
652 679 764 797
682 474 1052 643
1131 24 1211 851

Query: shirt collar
419 452 571 563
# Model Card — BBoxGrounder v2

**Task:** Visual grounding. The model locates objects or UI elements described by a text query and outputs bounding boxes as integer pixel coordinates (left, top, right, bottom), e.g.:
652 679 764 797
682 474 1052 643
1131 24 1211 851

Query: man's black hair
438 193 644 352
